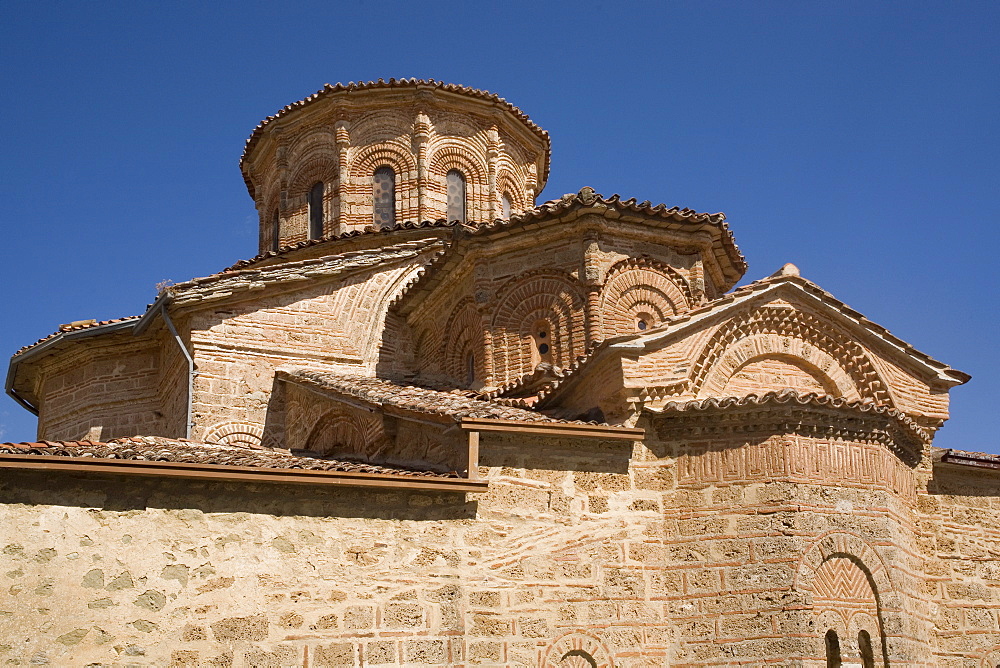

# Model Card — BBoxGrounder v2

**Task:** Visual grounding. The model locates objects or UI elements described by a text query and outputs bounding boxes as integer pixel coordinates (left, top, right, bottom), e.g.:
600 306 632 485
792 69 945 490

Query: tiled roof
936 448 1000 471
279 369 593 425
391 187 745 318
11 316 141 358
240 78 551 198
223 219 459 272
0 436 458 478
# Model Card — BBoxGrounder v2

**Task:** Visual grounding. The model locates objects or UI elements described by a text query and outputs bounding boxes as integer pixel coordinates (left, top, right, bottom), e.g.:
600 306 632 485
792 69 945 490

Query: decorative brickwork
2 80 992 666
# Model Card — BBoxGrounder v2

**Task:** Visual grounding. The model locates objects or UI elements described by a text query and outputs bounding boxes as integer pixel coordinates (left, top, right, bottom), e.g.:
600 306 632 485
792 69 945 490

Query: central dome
240 79 551 253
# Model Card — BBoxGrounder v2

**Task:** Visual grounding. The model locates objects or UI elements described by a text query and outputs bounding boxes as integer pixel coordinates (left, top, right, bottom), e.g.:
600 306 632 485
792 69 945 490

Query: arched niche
692 306 894 407
490 271 585 385
599 258 692 338
698 336 859 400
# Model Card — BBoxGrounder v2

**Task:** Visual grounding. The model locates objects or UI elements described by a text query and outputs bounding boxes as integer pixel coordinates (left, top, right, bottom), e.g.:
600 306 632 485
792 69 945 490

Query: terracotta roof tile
0 436 457 478
279 369 596 425
653 390 932 443
222 219 458 272
12 316 141 357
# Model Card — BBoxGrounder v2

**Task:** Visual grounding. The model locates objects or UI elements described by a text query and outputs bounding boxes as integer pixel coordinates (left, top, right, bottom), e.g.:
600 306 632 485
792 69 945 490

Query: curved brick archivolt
599 258 692 338
541 631 615 668
692 306 893 406
709 340 857 399
442 299 484 387
491 271 586 385
796 532 895 667
202 420 265 448
304 406 386 460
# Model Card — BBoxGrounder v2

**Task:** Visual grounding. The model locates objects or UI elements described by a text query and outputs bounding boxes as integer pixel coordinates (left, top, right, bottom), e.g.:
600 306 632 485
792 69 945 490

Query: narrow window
531 320 554 367
308 181 324 240
271 210 280 252
466 353 476 387
858 630 874 668
825 629 842 668
501 192 512 219
446 169 466 223
373 166 396 228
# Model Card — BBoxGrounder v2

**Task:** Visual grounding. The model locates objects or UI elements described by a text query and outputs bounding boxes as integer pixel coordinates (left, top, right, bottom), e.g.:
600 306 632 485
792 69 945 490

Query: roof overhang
0 452 487 492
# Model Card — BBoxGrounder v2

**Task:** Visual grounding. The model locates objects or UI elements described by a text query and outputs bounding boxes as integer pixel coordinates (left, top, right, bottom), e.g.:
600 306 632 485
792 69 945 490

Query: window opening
308 181 324 240
447 169 467 223
858 630 874 668
531 320 553 366
501 192 512 219
271 210 280 252
466 353 476 387
825 629 842 667
373 166 396 228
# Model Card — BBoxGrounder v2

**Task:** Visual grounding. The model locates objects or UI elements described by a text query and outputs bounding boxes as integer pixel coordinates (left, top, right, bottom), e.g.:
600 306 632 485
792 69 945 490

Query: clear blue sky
1 1 996 450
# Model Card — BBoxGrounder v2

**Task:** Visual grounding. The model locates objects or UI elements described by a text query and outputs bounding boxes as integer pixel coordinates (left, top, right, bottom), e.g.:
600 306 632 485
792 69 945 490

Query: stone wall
920 460 1000 666
4 431 1000 665
0 433 673 667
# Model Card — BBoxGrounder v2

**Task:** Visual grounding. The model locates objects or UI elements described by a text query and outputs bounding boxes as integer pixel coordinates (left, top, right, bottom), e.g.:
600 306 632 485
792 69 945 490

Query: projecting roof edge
647 389 932 447
0 439 485 492
390 187 744 318
277 368 606 427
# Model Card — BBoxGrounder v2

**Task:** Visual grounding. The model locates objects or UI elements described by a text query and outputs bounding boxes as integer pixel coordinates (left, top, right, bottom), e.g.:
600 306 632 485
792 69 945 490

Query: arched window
825 630 842 667
858 630 874 668
271 210 280 252
372 166 395 228
446 169 466 223
501 192 512 219
308 181 324 240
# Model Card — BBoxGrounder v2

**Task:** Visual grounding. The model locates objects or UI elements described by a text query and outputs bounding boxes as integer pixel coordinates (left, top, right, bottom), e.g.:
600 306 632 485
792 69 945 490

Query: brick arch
428 142 489 221
348 141 417 180
709 342 858 399
691 306 895 406
303 406 386 461
203 421 264 448
796 532 895 668
541 631 615 668
495 168 527 214
977 645 1000 667
491 271 586 385
442 298 484 387
599 258 693 338
288 150 339 197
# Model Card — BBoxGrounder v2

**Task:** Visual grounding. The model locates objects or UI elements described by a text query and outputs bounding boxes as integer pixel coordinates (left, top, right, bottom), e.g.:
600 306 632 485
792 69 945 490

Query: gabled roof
392 187 746 318
530 266 969 410
240 79 551 198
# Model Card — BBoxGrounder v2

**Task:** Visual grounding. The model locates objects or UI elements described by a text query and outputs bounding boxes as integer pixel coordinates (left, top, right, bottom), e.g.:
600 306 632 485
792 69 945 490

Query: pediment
536 273 968 426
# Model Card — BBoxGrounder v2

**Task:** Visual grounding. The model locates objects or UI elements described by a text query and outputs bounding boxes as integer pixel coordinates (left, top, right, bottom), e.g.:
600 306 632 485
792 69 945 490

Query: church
2 79 998 667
